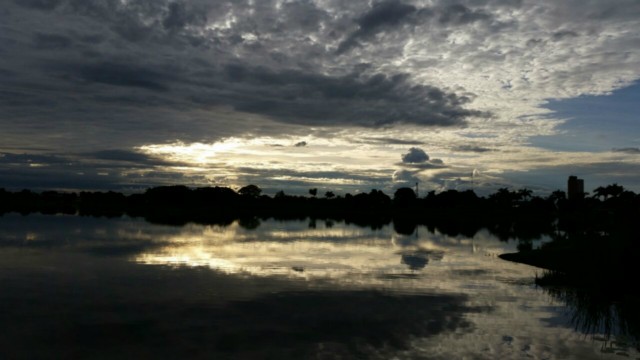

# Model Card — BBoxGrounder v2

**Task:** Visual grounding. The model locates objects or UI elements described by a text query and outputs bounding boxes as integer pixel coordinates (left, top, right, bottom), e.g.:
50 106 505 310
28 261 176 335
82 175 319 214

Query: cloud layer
1 0 640 192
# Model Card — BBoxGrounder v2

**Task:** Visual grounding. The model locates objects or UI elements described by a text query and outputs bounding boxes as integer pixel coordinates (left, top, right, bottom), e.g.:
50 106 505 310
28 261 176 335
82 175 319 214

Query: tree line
1 183 639 233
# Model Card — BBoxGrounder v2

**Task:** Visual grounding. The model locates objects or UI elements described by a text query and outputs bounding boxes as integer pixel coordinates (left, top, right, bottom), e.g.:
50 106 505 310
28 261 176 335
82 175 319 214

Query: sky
1 0 639 195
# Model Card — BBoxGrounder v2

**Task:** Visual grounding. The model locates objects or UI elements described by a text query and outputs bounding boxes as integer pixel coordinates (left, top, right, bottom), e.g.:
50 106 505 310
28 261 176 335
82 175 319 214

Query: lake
0 213 637 359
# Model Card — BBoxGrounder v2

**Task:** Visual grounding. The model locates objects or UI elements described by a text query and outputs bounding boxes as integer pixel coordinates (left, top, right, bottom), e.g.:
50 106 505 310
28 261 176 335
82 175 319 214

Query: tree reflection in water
540 274 640 355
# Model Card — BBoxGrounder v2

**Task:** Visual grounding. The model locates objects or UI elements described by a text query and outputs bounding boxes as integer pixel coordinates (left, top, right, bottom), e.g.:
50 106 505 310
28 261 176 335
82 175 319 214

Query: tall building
568 175 584 200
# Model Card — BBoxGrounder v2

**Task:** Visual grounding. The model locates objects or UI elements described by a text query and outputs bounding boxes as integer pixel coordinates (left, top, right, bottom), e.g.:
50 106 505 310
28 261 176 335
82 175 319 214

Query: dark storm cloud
337 0 416 53
401 147 429 163
71 62 170 92
0 165 121 191
612 147 640 154
358 0 416 30
2 0 487 150
552 30 579 40
454 145 494 153
437 4 492 25
13 0 62 11
47 0 187 43
337 1 499 53
397 148 446 171
359 137 425 145
294 141 307 147
218 64 484 127
1 0 492 191
0 152 69 165
0 150 188 191
84 149 182 167
162 1 207 31
32 33 73 50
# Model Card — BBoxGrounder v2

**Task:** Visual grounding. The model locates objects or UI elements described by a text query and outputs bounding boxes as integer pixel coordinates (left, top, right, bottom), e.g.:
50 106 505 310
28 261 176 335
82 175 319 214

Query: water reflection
398 249 445 270
0 214 637 358
541 284 640 355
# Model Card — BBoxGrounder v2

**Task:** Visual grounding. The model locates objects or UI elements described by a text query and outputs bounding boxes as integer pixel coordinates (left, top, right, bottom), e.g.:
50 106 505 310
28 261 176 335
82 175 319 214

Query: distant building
568 175 584 200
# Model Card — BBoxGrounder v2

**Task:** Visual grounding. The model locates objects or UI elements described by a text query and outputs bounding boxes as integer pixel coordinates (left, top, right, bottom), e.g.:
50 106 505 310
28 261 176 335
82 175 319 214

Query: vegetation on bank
0 183 638 233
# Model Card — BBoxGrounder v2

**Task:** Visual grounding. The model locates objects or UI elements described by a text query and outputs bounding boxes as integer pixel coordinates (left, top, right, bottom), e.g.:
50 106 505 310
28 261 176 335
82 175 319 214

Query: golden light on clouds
131 128 640 195
137 139 247 164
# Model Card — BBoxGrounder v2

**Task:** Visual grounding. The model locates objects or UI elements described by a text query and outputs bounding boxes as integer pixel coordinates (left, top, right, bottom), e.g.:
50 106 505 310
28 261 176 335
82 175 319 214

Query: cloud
64 62 170 92
13 0 62 11
359 137 425 145
401 147 429 163
6 0 496 137
437 4 493 25
32 33 73 50
2 0 640 193
337 2 499 54
337 0 417 54
294 141 307 147
0 150 190 191
217 65 484 127
84 149 182 167
392 169 419 185
612 147 640 154
401 162 447 170
235 167 387 184
454 145 494 153
162 1 207 31
552 30 579 41
357 0 416 30
0 152 69 166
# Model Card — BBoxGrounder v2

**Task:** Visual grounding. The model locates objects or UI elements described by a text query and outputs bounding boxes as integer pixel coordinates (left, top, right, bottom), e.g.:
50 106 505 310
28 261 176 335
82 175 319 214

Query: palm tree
592 186 607 200
517 188 533 201
606 183 624 198
547 190 566 207
489 188 518 205
593 184 625 200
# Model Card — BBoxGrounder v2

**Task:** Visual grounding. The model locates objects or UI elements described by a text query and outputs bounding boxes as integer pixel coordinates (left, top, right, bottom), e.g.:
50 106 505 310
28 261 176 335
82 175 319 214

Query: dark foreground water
0 214 637 359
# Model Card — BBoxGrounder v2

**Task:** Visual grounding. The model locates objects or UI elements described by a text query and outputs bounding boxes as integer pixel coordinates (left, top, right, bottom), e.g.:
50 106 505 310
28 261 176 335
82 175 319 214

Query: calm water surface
0 214 636 359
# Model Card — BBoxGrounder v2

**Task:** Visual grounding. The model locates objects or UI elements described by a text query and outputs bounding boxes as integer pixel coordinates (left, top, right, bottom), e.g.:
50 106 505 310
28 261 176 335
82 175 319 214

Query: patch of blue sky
529 81 640 153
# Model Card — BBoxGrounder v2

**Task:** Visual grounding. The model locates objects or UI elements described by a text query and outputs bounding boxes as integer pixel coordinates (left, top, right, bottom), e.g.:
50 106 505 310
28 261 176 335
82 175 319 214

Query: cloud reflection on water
0 214 637 358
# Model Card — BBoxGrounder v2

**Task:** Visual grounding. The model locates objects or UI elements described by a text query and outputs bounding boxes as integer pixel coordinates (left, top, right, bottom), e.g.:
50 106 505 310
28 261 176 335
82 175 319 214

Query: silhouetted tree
309 188 318 197
592 186 608 200
489 187 519 206
547 190 566 205
325 191 335 199
144 186 191 207
606 183 625 198
517 188 533 201
593 183 625 200
238 184 262 198
393 187 416 207
367 189 391 206
425 190 436 201
194 186 239 203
